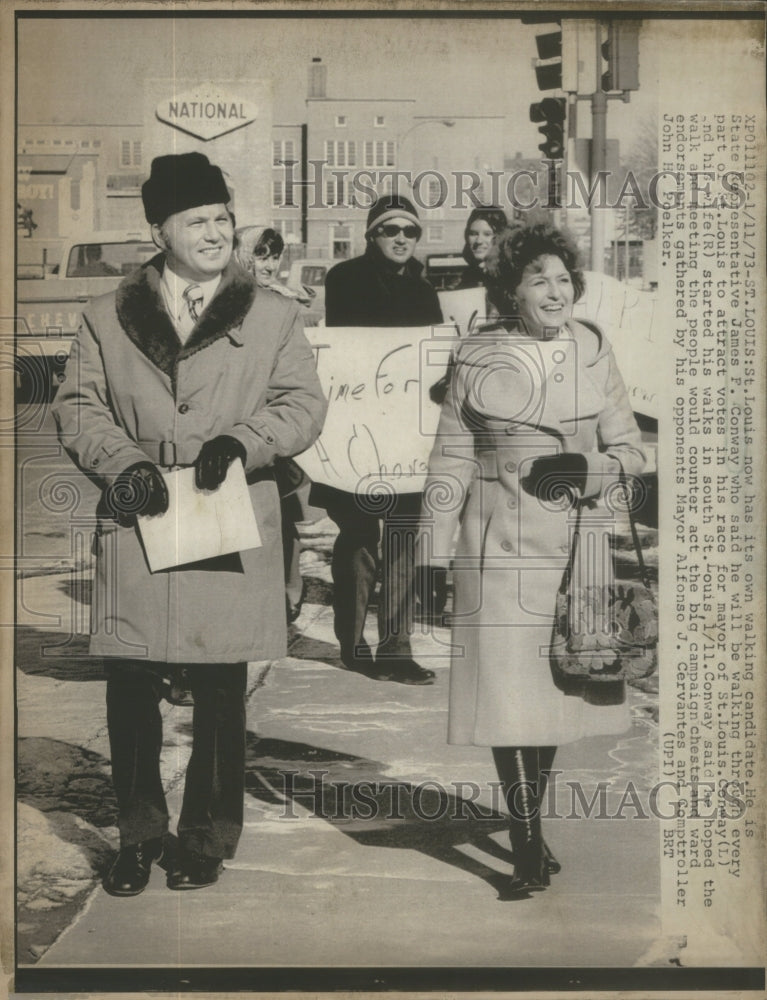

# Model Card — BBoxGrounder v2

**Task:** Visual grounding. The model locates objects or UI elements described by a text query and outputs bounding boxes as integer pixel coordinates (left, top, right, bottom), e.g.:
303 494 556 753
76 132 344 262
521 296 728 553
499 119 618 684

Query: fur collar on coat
114 253 257 379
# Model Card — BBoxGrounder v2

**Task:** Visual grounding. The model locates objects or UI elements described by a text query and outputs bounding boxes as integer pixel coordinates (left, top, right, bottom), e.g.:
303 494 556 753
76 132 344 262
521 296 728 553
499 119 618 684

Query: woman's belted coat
53 255 327 664
421 319 646 746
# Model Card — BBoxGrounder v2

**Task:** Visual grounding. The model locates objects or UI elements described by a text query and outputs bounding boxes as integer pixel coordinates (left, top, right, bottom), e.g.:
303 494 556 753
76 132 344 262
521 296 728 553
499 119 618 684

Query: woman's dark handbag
551 472 658 683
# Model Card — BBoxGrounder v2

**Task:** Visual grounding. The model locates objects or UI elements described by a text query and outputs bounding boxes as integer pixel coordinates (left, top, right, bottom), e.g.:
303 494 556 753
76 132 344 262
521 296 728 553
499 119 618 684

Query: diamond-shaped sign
156 88 259 141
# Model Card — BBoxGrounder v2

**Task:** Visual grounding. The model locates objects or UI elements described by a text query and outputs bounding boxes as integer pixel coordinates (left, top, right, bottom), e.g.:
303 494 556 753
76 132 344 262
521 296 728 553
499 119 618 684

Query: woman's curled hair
483 222 585 311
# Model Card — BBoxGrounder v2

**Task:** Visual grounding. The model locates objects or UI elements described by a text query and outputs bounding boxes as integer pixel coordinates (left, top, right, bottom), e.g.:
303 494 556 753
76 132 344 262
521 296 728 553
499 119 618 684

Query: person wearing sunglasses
315 195 443 685
324 195 442 327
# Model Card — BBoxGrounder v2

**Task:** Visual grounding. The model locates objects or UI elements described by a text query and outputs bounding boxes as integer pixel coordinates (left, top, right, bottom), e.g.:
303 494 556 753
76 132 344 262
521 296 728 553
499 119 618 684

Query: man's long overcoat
421 319 646 746
53 255 327 664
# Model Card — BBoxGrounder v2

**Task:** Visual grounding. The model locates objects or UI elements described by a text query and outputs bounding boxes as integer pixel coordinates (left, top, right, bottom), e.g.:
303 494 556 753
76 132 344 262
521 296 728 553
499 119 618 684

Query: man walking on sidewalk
53 152 326 895
312 194 443 686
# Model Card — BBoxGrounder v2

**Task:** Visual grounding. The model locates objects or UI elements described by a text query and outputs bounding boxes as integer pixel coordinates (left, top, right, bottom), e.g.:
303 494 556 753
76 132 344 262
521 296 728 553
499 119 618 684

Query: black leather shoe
340 641 375 674
167 853 223 890
103 838 164 897
543 839 561 875
375 658 436 686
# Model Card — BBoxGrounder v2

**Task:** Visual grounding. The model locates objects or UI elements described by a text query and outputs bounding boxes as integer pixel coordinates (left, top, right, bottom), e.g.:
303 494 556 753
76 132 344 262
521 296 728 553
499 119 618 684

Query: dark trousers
105 659 247 859
326 491 421 661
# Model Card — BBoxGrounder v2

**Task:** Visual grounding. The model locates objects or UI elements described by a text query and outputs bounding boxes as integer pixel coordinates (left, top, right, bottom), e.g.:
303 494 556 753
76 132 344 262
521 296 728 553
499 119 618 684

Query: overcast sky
17 14 666 161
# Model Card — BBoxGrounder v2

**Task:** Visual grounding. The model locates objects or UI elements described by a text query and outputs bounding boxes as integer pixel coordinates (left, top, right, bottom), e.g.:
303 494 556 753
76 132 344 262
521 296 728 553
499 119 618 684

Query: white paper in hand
136 459 261 572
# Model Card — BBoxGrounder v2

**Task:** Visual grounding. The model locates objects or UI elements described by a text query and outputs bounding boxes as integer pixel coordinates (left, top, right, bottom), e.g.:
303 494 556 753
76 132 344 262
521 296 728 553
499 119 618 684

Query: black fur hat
142 152 230 225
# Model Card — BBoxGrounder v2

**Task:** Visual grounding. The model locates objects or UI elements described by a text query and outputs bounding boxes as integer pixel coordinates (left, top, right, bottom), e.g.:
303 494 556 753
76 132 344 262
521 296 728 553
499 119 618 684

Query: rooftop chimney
308 57 327 99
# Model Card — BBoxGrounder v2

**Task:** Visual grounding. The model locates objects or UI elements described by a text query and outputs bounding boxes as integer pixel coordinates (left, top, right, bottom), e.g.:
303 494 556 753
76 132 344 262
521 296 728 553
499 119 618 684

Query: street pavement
16 517 662 974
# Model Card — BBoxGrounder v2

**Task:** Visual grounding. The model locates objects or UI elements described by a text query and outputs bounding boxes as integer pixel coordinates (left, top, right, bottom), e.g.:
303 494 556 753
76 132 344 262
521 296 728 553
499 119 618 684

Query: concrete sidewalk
20 579 661 971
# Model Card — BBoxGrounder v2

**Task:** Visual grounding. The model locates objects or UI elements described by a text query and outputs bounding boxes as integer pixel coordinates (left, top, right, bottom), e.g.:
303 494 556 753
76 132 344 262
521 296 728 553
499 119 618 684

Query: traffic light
601 20 640 92
521 16 564 91
530 97 566 159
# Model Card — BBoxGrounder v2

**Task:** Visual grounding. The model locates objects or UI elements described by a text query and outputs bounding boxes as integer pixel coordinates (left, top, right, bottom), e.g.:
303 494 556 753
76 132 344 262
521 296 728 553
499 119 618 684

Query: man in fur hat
53 152 326 895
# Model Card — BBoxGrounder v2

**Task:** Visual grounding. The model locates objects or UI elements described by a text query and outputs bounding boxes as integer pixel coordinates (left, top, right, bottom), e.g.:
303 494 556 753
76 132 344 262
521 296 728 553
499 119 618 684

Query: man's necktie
183 283 204 323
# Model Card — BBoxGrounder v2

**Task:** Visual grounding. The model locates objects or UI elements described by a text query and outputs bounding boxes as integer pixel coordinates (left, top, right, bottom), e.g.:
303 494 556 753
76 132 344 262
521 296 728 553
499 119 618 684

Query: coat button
507 498 517 509
504 461 516 473
178 403 190 414
91 458 100 468
501 540 513 552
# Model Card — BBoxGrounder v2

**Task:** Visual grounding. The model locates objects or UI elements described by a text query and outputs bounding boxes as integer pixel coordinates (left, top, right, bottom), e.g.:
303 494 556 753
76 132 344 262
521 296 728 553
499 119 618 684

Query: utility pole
590 82 608 272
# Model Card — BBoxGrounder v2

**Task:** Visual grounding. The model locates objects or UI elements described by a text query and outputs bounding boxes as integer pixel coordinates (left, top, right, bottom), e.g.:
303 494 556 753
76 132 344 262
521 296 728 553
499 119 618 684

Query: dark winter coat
53 254 327 663
312 246 443 509
324 247 443 328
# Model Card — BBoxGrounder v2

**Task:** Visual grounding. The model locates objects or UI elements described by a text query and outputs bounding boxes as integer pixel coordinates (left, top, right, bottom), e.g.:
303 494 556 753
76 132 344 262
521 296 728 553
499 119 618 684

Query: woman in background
236 226 312 621
457 206 508 290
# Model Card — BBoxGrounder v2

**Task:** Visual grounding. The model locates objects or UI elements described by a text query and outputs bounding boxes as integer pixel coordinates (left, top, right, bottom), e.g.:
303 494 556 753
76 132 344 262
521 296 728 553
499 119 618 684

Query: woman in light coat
419 222 645 893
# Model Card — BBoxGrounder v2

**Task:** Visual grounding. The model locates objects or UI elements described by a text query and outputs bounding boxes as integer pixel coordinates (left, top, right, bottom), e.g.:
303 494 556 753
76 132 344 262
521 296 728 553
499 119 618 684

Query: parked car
15 232 155 402
280 258 329 326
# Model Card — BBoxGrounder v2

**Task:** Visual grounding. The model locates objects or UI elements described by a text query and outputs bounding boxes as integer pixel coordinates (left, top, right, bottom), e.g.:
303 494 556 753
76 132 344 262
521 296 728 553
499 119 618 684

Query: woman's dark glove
521 453 588 503
194 435 247 491
103 461 169 526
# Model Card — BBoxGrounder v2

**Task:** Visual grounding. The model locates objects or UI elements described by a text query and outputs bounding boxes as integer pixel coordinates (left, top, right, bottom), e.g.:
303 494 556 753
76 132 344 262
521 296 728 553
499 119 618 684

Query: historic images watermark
273 160 748 212
270 769 748 824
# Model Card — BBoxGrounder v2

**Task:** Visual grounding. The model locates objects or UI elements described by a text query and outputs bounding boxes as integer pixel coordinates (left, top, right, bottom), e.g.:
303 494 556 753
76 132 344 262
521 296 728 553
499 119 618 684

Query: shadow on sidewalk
16 628 105 681
244 734 533 901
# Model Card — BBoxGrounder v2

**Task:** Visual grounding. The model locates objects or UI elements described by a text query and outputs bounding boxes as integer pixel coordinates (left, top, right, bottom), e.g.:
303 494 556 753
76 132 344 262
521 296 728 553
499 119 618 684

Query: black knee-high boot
537 746 561 875
492 746 549 892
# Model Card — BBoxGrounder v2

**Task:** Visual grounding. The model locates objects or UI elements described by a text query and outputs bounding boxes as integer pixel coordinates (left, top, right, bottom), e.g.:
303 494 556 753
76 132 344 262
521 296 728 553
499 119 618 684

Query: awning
18 154 74 176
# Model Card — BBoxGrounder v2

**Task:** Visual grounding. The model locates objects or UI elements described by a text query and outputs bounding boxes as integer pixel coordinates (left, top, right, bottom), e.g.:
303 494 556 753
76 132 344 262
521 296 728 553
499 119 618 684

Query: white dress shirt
160 263 222 343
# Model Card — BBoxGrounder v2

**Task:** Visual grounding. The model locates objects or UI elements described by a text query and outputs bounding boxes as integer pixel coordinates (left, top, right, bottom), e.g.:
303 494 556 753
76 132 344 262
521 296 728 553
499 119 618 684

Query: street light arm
396 118 455 146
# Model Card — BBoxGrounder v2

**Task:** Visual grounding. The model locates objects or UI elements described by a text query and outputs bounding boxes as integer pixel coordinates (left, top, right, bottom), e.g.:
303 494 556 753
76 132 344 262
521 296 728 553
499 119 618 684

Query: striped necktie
183 283 204 323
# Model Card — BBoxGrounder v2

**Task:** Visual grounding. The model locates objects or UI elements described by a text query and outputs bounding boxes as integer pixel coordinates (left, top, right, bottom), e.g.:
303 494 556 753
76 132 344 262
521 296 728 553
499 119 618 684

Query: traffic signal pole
590 87 608 271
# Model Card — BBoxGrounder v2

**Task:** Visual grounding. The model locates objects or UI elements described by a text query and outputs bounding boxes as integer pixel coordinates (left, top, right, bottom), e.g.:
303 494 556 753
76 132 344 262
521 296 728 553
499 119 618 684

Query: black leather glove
194 435 247 491
521 453 588 503
416 564 449 622
103 461 169 526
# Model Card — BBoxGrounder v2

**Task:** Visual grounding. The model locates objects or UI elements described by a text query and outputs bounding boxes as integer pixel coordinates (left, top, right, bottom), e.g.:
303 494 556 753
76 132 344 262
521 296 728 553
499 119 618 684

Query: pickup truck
14 238 331 401
15 232 156 401
277 258 328 327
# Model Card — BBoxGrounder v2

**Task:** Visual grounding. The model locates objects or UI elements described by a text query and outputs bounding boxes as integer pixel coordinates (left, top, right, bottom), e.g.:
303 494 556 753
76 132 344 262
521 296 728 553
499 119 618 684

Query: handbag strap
559 467 652 597
618 466 654 594
559 493 583 597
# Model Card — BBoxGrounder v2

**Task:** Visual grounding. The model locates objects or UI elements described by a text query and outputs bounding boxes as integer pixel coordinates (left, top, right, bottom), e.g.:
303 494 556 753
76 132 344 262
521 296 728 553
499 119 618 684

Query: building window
428 179 443 207
273 180 284 208
120 139 142 168
332 224 351 259
81 140 90 148
285 173 296 208
273 139 296 166
325 141 356 168
335 115 347 127
93 141 101 148
427 224 444 244
374 115 385 127
364 140 396 168
70 181 81 212
325 177 346 207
